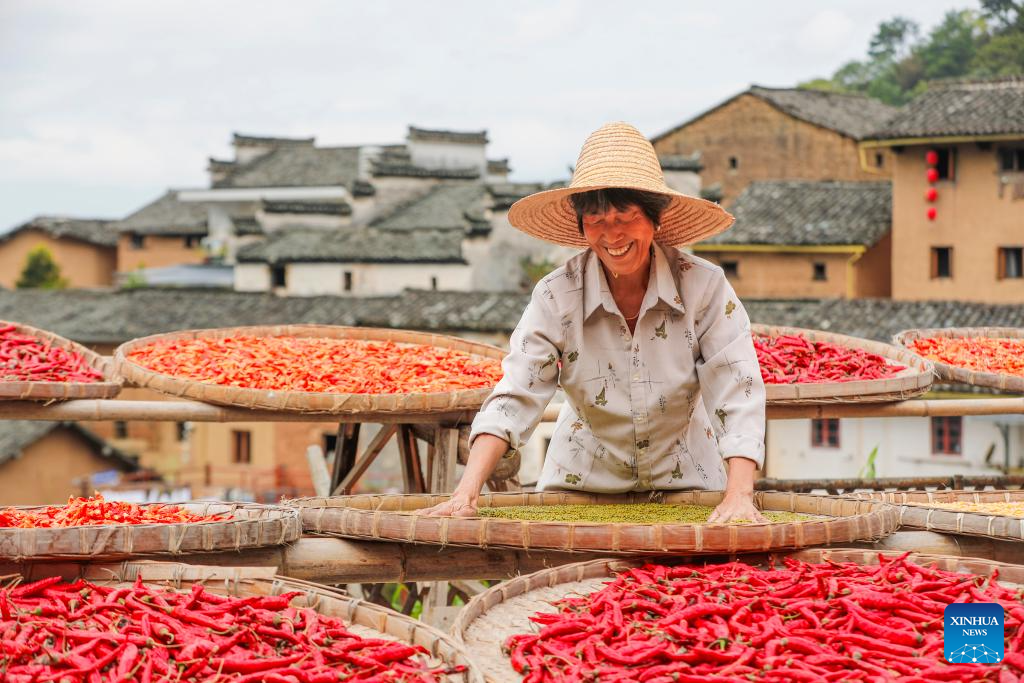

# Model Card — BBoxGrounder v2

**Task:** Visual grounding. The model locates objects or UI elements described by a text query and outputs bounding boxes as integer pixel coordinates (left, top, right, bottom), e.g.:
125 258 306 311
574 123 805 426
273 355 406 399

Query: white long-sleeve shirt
469 243 766 493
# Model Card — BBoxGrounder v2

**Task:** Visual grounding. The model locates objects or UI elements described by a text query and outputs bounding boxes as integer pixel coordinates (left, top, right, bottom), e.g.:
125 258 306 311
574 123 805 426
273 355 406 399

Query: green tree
916 10 985 81
15 246 68 289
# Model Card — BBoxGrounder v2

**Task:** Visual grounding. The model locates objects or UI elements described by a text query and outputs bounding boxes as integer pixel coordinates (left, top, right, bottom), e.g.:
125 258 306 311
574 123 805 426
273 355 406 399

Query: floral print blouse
470 243 766 493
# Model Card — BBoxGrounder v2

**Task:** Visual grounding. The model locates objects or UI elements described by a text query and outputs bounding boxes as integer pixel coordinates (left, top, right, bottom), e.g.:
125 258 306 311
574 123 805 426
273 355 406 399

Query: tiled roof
653 86 898 142
116 190 209 236
3 216 118 247
235 227 466 264
487 182 547 210
2 289 1022 346
261 201 352 216
487 158 511 175
407 126 488 145
232 133 315 146
216 146 363 189
660 153 703 172
0 421 138 470
233 218 264 236
706 181 891 247
372 183 488 231
867 77 1024 140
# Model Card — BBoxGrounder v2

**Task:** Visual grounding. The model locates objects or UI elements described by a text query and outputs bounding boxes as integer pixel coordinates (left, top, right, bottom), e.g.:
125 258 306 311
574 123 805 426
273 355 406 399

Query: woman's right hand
416 492 479 517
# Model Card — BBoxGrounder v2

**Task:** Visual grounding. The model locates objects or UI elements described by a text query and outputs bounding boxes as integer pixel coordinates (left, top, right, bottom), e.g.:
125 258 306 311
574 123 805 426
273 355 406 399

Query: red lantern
926 187 938 202
926 150 939 166
926 168 940 183
927 207 937 221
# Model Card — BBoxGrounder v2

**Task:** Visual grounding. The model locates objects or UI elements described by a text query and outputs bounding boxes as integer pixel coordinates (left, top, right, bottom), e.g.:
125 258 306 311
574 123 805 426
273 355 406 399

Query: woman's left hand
708 490 767 523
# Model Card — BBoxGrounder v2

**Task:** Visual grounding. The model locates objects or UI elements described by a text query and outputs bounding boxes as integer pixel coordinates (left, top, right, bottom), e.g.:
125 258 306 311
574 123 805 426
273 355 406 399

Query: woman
421 122 766 523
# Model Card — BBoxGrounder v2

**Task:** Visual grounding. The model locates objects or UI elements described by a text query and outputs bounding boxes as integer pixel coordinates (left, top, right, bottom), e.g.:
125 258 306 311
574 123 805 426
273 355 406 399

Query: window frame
931 247 953 279
721 260 739 279
231 429 252 464
728 156 738 170
998 247 1024 280
997 146 1024 173
343 271 353 292
811 418 840 448
271 266 287 289
931 416 963 456
934 147 956 181
129 234 145 250
812 262 827 281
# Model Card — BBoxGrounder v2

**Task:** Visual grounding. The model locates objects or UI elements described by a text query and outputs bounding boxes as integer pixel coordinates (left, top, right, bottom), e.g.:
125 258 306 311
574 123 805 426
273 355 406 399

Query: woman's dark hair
570 188 671 235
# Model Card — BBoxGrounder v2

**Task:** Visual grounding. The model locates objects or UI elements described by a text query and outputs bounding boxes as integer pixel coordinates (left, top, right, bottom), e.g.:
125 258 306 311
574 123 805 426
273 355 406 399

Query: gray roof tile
707 181 891 246
3 216 118 247
0 421 137 470
116 190 209 236
868 77 1024 140
372 183 488 231
217 146 362 189
408 126 488 144
235 227 465 264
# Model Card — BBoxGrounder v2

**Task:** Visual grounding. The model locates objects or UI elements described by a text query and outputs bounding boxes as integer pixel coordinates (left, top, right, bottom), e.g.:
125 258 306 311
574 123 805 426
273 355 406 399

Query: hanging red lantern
926 187 938 202
925 150 940 166
927 207 937 221
926 168 940 183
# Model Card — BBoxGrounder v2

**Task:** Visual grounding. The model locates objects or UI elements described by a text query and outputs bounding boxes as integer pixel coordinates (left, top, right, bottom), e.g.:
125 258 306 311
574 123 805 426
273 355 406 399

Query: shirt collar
582 243 686 321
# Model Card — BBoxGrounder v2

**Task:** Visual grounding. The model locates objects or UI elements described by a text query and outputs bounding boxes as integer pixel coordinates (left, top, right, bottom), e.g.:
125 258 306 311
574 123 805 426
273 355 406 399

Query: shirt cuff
469 414 520 452
719 434 765 469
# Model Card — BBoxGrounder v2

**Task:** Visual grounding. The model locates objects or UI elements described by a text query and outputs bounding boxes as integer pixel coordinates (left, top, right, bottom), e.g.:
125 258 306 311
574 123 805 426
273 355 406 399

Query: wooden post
329 423 361 493
333 425 398 495
430 427 459 493
305 446 332 497
397 425 426 493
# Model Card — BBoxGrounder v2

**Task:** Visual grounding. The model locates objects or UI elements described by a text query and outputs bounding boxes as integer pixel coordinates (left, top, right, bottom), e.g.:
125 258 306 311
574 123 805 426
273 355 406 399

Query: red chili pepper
755 333 904 385
0 492 226 528
0 324 103 383
911 336 1024 378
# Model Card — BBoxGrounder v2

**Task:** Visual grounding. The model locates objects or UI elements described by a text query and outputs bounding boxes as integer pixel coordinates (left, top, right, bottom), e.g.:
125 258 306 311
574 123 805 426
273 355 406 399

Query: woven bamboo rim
893 326 1024 393
452 549 1024 683
114 324 506 414
849 489 1024 542
8 561 481 682
0 320 121 400
753 324 933 404
0 502 300 560
288 491 897 554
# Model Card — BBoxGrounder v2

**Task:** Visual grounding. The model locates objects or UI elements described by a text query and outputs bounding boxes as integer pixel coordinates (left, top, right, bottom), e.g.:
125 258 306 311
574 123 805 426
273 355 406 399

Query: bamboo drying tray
114 324 506 414
894 326 1024 393
753 324 933 403
8 561 481 682
453 549 1024 683
0 502 300 560
289 491 897 555
849 489 1024 542
0 320 121 400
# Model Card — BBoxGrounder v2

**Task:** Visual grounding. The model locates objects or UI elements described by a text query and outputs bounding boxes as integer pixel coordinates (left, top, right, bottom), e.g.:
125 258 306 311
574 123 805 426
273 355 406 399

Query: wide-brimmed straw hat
508 122 734 248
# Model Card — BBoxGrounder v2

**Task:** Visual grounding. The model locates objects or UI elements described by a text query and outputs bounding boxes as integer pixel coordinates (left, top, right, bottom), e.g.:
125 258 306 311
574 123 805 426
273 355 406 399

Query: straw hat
508 122 734 248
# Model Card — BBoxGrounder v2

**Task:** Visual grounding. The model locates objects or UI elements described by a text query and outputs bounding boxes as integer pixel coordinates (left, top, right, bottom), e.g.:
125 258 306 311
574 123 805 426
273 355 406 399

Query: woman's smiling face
581 204 655 278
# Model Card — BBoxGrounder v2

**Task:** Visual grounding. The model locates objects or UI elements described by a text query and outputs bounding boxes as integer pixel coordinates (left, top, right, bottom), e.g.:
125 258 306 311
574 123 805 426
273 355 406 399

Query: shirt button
632 375 640 381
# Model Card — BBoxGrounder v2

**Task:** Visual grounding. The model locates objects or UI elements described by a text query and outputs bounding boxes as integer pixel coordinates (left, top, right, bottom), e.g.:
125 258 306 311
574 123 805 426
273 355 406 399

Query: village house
651 85 897 205
0 217 117 288
859 77 1024 304
0 420 138 505
695 180 892 299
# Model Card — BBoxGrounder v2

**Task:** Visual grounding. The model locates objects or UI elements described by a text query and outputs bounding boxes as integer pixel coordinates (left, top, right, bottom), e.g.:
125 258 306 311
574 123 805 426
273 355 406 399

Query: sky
0 0 976 231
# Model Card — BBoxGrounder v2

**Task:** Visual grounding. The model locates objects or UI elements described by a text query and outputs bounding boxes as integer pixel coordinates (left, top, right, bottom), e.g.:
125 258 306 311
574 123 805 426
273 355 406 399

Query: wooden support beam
430 427 459 493
329 423 361 493
334 425 398 495
397 425 426 493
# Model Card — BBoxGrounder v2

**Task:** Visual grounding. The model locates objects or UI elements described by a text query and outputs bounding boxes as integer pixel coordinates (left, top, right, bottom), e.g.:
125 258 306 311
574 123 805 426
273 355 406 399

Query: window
114 421 128 439
721 261 739 278
931 417 962 455
430 276 438 290
323 433 338 460
184 235 203 249
931 247 952 279
343 271 353 292
231 430 252 464
813 262 827 281
175 422 188 442
875 153 884 168
811 419 840 448
271 266 286 289
998 147 1024 172
130 234 145 250
999 247 1024 279
728 156 738 170
933 147 955 181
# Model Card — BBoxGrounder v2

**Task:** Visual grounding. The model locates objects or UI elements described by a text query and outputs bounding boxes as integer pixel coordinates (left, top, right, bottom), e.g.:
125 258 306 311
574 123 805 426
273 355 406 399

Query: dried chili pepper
0 324 103 383
0 493 226 528
755 333 904 384
910 336 1024 378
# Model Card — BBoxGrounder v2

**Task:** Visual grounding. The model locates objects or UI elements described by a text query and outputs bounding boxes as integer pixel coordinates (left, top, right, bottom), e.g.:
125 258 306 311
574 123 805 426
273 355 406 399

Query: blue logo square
944 603 1004 664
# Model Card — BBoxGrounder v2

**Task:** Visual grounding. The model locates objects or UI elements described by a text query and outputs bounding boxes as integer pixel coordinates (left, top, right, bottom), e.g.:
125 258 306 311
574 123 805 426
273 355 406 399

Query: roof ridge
928 75 1024 89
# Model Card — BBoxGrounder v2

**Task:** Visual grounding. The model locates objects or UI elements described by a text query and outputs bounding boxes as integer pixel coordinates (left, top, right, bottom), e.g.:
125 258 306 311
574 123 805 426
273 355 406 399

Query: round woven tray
289 491 897 554
0 501 301 560
753 324 933 404
0 320 122 400
9 561 481 682
893 326 1024 393
114 324 507 414
452 549 1024 683
849 489 1024 542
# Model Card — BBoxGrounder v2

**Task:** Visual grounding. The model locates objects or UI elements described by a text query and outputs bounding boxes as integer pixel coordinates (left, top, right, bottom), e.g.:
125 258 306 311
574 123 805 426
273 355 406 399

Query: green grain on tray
477 503 810 524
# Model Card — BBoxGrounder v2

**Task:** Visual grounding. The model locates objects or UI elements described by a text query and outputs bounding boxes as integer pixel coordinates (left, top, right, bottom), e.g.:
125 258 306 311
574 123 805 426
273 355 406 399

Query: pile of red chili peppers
754 334 904 384
0 494 225 528
506 554 1024 682
0 324 103 384
128 336 503 394
0 575 462 682
910 337 1024 378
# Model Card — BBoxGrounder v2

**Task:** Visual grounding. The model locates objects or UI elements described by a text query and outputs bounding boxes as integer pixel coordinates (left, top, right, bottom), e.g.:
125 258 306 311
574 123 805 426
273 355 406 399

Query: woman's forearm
723 456 758 494
452 434 511 501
